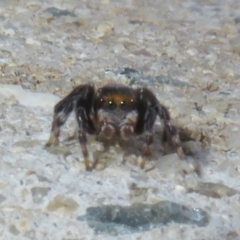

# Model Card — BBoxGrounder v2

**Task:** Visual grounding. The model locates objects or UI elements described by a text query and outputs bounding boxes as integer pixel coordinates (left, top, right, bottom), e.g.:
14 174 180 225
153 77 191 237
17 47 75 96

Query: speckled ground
0 0 240 239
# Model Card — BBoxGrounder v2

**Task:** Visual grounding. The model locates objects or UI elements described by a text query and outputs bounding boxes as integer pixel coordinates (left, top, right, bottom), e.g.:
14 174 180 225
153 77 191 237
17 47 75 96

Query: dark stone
234 17 240 24
78 200 210 235
107 67 194 88
45 7 77 18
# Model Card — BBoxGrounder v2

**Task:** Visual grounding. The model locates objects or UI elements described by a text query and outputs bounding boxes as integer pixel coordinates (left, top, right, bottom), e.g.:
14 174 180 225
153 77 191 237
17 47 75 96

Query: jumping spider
46 83 184 170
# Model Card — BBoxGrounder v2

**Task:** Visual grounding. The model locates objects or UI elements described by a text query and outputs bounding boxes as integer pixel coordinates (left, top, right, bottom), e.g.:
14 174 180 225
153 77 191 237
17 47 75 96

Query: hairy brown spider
46 83 184 170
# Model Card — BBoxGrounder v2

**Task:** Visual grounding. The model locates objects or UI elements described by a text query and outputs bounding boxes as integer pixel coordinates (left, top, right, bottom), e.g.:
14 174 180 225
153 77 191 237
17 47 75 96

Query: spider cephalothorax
46 83 184 170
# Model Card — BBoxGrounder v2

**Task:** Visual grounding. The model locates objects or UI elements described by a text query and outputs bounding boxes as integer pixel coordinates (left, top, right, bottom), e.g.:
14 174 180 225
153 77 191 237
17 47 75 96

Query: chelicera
46 83 184 170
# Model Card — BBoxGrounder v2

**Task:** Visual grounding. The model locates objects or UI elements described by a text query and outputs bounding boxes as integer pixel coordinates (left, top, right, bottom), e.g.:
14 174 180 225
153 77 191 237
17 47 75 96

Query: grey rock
44 7 77 18
78 201 210 235
31 187 51 204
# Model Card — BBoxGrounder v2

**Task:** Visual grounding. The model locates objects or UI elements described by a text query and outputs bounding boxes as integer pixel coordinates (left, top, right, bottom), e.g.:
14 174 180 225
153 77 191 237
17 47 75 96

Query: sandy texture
0 0 240 239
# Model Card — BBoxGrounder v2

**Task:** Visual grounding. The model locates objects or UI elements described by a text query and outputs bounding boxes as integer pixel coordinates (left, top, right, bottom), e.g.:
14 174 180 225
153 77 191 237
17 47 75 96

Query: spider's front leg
135 88 184 169
46 84 96 171
135 88 158 169
46 91 76 147
75 91 96 171
139 108 157 169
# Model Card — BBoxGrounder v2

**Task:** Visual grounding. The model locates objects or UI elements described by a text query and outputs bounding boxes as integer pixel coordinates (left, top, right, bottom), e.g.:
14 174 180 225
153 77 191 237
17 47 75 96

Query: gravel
0 0 240 239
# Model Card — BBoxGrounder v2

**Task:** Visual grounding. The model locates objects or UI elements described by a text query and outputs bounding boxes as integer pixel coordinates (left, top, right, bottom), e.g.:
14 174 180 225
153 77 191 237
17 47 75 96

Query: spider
46 83 184 170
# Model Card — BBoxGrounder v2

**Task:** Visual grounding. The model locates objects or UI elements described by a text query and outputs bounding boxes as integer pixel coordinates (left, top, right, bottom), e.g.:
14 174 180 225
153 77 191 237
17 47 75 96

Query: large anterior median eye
107 100 117 110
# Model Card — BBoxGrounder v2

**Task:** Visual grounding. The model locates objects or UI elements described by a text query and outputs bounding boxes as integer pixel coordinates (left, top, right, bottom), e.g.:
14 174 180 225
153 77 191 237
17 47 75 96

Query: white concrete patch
0 84 60 107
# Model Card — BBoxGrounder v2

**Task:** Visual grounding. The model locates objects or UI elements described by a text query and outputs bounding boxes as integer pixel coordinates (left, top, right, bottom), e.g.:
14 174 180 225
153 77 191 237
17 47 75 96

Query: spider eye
119 100 128 110
107 100 117 110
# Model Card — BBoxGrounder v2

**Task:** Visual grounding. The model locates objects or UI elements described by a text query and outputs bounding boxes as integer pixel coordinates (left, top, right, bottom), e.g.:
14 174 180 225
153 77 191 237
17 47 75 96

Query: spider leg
140 108 157 168
75 107 91 170
75 106 96 171
73 84 97 171
135 88 184 168
158 105 184 159
46 84 94 148
135 88 157 168
46 96 74 147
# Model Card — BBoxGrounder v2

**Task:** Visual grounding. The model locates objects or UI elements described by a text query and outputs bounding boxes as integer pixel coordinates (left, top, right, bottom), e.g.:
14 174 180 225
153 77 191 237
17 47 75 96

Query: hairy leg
140 108 157 169
76 106 96 171
46 97 74 147
46 84 94 148
135 87 184 166
158 105 184 159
